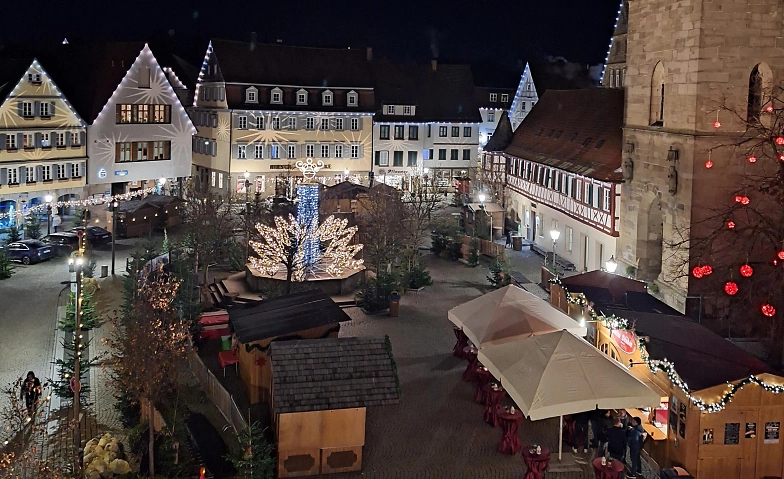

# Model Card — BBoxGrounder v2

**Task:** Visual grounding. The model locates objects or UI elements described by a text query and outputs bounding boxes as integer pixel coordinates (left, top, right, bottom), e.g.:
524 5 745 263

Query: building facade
475 86 514 149
190 40 375 198
0 59 87 228
484 89 624 272
508 63 539 131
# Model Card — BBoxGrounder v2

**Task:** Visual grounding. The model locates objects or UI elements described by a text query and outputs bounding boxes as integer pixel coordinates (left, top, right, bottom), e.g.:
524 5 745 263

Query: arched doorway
637 197 663 281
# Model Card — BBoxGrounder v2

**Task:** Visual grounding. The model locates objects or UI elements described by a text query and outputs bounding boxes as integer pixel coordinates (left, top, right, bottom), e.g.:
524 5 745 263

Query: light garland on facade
0 187 155 221
297 183 320 267
550 277 784 412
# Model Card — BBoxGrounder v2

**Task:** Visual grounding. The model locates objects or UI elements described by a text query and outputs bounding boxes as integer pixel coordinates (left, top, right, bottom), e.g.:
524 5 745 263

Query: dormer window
322 90 333 106
271 87 283 104
246 87 258 103
501 94 509 102
28 73 42 84
297 89 308 105
386 105 396 115
489 93 497 102
403 105 412 115
347 90 358 107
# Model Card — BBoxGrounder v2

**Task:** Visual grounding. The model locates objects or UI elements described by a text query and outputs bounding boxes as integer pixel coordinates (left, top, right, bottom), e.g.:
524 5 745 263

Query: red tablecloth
462 347 478 382
497 408 523 455
483 388 507 427
453 328 469 358
522 447 551 479
199 310 229 326
218 350 239 369
474 368 492 404
592 457 625 479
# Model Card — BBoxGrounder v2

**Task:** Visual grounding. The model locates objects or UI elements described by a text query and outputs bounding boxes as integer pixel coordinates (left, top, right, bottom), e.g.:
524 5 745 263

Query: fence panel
189 349 247 433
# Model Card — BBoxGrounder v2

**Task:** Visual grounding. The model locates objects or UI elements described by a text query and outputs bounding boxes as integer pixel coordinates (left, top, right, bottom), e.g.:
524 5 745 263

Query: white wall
372 121 426 180
479 108 504 147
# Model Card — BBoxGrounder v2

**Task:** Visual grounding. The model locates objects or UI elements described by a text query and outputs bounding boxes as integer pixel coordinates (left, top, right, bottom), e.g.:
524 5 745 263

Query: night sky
3 0 620 68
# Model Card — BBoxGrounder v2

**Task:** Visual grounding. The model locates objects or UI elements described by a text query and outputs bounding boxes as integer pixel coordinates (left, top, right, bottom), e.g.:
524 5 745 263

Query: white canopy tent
478 330 661 459
448 284 587 347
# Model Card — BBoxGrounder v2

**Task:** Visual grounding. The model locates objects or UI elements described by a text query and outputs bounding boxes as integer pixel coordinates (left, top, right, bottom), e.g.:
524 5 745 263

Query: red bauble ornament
702 265 713 276
740 264 753 277
724 282 739 295
692 266 704 279
735 195 743 203
762 304 776 317
775 136 784 145
765 105 774 113
741 196 750 205
748 155 757 163
713 120 721 128
779 154 784 162
778 251 784 260
727 220 736 229
705 160 713 169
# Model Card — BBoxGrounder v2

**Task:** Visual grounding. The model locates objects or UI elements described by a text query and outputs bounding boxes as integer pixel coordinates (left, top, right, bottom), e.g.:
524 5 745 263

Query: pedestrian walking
626 416 647 478
21 371 41 417
506 230 513 248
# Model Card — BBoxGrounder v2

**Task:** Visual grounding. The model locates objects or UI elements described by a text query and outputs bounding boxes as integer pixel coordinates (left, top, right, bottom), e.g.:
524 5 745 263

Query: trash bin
221 335 232 351
388 290 401 317
512 235 523 251
100 264 109 277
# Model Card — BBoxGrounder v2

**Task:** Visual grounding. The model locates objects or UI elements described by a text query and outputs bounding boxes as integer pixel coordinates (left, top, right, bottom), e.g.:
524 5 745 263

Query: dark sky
3 0 620 68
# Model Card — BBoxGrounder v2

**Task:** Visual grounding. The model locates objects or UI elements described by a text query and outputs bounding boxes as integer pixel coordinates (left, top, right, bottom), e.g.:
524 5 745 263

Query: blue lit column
297 184 320 268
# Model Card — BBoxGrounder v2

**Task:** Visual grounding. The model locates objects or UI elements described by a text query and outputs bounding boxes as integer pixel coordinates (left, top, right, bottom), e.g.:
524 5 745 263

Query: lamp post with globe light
550 229 560 273
158 177 167 195
605 255 618 274
44 194 53 235
344 168 350 183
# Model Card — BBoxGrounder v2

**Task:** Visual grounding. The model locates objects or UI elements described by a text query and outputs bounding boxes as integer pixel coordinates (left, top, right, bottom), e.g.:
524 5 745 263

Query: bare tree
181 182 239 277
400 175 446 270
357 186 407 275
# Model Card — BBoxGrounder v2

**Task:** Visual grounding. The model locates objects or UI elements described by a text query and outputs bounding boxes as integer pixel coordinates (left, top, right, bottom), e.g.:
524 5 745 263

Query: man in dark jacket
21 371 41 417
627 416 646 478
572 411 590 454
606 417 628 463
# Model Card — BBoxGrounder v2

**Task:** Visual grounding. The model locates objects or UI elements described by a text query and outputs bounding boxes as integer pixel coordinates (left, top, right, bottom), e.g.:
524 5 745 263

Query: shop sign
611 329 637 354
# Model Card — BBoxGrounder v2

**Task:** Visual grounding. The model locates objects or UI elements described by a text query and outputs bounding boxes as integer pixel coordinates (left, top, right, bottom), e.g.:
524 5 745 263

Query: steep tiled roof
504 88 624 181
371 62 481 123
228 289 349 344
271 337 400 414
484 113 514 152
211 39 374 88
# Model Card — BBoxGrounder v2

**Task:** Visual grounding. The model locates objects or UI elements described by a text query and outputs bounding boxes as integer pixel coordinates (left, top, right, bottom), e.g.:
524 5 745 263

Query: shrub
356 271 401 313
467 238 479 267
405 262 433 289
487 256 512 289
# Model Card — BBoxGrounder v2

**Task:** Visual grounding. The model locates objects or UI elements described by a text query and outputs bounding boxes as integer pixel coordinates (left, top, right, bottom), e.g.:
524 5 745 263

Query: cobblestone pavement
334 253 593 479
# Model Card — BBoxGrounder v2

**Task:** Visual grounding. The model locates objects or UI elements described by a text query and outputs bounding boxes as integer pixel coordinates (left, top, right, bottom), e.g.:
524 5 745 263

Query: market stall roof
448 285 586 347
228 289 350 344
271 337 399 414
478 330 660 420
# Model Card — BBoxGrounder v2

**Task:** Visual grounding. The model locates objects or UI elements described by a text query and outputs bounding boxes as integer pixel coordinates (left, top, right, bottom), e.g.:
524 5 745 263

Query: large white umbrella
448 285 586 347
478 330 661 459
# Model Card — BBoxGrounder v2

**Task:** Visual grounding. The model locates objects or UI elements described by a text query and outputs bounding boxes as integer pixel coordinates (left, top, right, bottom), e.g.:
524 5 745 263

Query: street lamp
477 193 492 239
606 255 618 274
550 229 561 272
44 194 53 235
110 200 119 275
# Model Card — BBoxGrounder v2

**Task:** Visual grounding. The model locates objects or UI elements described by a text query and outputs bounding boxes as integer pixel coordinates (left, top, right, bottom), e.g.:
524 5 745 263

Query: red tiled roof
504 88 624 182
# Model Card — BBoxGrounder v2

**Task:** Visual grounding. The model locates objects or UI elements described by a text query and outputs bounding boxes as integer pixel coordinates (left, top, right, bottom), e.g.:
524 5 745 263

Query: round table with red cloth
497 408 523 455
592 457 625 479
483 386 507 426
453 328 469 359
461 347 479 382
522 447 551 479
474 367 492 404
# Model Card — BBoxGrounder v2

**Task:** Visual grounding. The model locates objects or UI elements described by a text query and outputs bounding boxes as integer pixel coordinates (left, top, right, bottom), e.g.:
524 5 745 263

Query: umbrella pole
558 415 563 461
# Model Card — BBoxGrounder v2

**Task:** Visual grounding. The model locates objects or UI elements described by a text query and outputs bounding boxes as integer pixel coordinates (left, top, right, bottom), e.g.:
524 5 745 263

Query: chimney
366 47 373 62
431 59 437 72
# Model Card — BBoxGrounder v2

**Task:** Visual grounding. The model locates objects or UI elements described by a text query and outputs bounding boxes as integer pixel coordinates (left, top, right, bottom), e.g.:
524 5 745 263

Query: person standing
617 408 630 429
506 229 513 248
572 411 590 455
606 416 628 463
626 416 646 479
21 371 41 417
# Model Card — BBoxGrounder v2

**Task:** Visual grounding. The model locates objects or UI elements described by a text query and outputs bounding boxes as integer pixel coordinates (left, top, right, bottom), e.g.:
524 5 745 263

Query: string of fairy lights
550 277 784 413
0 187 156 222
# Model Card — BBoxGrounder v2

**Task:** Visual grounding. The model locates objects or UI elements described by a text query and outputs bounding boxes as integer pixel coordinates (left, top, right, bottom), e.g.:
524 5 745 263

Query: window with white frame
403 105 411 115
23 134 34 148
40 133 50 147
585 183 591 205
378 151 389 166
270 145 280 159
287 144 297 159
255 144 264 159
218 173 224 188
488 111 495 122
335 118 343 130
56 132 65 147
238 116 248 129
297 89 308 105
7 167 18 184
238 145 247 159
26 167 35 183
22 101 33 117
351 143 359 158
28 72 41 84
322 90 333 105
321 144 329 158
348 118 358 131
347 91 358 106
271 88 282 104
306 117 315 130
246 87 257 103
603 187 611 211
321 118 329 130
501 94 509 102
57 164 66 179
41 165 52 181
463 126 472 137
211 171 216 187
386 105 395 115
70 163 81 178
566 226 573 252
212 114 218 127
272 117 281 130
306 144 314 157
489 93 497 102
288 117 296 129
575 179 582 201
256 116 265 129
335 144 343 158
6 135 16 149
40 102 50 117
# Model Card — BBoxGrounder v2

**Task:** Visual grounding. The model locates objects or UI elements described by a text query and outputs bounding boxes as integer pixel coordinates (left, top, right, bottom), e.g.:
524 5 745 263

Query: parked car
41 232 81 256
3 239 55 265
69 226 112 246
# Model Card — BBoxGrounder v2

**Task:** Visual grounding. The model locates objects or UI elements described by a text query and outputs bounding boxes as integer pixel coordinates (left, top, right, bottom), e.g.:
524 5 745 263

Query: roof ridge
211 38 367 53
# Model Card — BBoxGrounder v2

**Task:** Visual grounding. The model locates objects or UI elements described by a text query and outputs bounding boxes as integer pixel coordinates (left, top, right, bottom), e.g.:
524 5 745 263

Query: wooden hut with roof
270 337 399 477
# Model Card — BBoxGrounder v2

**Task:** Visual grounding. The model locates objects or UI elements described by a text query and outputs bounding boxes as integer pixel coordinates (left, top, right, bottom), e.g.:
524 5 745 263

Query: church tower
618 0 784 313
601 1 628 89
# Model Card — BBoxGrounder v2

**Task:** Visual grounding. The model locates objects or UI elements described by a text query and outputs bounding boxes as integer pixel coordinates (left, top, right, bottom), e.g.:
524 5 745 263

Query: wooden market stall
551 272 784 479
227 289 348 404
270 337 399 477
115 195 182 238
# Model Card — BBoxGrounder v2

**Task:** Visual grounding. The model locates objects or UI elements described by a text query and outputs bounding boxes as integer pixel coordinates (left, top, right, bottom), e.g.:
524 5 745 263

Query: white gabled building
508 63 539 132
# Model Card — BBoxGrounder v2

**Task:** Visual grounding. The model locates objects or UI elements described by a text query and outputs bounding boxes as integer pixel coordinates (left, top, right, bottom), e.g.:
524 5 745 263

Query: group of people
571 408 647 478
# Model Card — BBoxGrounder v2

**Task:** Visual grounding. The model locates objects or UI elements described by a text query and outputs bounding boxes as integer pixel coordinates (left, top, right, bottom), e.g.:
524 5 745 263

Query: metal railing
188 349 247 434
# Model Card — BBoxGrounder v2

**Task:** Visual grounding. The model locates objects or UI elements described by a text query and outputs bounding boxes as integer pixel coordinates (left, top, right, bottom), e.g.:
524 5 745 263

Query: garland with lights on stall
549 276 784 412
0 187 157 221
